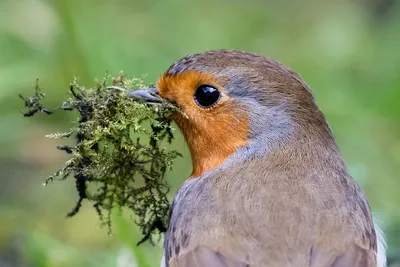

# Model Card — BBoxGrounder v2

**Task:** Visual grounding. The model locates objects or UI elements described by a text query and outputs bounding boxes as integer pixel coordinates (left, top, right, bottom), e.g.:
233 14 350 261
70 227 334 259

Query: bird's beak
106 86 162 105
128 87 162 104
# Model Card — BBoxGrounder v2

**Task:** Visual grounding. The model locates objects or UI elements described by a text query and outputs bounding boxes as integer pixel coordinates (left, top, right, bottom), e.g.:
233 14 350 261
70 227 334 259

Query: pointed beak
106 86 162 104
128 87 162 103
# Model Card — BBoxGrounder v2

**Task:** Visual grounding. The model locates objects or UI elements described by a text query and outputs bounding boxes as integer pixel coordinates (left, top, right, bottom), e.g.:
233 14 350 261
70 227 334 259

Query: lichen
20 72 183 245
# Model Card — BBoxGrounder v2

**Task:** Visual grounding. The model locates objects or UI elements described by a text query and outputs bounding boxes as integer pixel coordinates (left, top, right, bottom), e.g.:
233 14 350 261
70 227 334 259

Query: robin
130 50 387 267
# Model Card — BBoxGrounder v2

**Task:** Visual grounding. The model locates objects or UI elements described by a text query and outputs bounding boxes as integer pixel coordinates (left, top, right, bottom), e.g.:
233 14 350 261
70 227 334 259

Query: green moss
20 72 183 245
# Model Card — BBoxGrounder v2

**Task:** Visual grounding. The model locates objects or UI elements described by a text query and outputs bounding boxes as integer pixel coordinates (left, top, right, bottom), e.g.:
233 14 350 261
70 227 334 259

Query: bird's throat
172 110 249 179
187 131 248 178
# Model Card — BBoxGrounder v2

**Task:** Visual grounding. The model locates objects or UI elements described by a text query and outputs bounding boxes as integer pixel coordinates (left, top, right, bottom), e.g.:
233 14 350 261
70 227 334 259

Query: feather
309 245 376 267
169 247 248 267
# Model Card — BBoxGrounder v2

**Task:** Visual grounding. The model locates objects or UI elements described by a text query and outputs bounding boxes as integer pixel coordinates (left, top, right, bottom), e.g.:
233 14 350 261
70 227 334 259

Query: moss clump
20 72 183 245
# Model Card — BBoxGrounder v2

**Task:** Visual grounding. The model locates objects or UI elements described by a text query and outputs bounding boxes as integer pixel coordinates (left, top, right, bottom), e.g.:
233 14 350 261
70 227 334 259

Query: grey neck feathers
216 100 346 175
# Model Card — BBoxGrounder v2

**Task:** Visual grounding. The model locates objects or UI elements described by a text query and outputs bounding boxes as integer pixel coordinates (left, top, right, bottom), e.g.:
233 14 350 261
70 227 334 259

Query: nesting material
20 72 183 245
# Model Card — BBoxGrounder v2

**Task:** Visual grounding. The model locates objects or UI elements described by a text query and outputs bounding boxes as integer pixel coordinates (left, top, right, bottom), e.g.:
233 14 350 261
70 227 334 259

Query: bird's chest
164 176 321 264
164 178 251 263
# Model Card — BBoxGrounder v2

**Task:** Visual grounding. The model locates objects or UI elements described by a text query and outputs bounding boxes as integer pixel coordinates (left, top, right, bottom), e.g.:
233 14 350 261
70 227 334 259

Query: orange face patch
157 71 250 178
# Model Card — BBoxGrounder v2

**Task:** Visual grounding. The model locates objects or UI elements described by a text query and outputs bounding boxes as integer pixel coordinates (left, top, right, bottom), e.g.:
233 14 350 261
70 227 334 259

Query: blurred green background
0 0 399 266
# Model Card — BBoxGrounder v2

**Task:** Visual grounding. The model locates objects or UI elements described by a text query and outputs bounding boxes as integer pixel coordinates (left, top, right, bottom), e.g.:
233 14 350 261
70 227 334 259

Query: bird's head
132 50 337 178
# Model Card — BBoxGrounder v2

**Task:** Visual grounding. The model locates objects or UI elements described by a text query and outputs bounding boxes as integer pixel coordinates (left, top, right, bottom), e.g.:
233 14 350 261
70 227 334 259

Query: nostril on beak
148 87 159 95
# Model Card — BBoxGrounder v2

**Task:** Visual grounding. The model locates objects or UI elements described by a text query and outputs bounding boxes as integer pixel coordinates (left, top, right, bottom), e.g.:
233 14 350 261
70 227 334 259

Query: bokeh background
0 0 399 266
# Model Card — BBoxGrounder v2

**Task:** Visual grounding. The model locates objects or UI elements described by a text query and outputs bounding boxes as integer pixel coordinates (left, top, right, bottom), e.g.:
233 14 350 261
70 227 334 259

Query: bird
129 50 387 267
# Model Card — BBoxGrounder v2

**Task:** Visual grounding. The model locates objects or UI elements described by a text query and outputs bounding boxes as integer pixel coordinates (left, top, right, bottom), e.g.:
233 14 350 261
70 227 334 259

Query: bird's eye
194 85 221 108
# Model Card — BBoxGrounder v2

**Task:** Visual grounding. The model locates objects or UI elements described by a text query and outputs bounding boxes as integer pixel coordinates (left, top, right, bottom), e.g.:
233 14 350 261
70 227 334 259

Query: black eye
194 85 221 108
